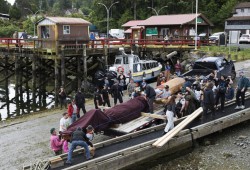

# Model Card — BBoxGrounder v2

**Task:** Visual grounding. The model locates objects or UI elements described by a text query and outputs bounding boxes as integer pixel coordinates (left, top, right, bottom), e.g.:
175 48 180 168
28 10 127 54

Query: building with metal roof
225 2 250 43
122 13 213 40
37 17 91 48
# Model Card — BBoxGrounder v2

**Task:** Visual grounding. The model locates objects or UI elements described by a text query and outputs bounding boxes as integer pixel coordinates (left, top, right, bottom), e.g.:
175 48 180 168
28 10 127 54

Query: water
0 83 55 120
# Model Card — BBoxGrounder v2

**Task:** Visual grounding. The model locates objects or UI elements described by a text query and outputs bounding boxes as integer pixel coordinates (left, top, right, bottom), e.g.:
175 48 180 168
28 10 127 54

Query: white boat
109 48 162 83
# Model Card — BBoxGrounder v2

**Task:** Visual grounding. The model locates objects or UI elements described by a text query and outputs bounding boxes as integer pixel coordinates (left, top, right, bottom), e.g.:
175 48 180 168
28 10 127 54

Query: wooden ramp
153 107 203 148
109 108 164 133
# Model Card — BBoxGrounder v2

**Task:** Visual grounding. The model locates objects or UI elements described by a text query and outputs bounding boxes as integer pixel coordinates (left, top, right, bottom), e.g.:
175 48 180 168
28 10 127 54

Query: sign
146 28 158 36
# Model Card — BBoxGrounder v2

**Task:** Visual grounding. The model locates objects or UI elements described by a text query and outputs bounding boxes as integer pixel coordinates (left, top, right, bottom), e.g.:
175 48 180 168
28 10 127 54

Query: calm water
0 83 54 120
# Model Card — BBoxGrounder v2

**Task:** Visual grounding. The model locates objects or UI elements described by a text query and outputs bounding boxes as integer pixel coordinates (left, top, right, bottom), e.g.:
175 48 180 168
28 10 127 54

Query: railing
0 38 217 52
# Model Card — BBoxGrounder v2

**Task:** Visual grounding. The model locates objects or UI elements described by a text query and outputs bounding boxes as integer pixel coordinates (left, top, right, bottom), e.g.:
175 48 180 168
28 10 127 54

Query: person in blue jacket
235 71 249 110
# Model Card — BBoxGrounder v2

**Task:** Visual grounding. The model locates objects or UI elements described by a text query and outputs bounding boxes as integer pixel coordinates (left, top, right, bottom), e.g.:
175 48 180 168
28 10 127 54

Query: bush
0 24 19 38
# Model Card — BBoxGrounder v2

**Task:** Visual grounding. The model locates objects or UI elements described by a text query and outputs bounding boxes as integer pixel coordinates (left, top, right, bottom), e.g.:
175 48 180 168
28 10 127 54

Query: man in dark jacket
110 79 123 105
66 127 93 165
75 88 86 117
203 82 215 118
101 84 111 107
142 82 156 113
235 71 249 110
94 88 103 109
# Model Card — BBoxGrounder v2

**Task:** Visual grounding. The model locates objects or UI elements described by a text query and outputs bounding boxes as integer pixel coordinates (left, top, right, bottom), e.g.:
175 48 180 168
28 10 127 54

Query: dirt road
0 60 249 170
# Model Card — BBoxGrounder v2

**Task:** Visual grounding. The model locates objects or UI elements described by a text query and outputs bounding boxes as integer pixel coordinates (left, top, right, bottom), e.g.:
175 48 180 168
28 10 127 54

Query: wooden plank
141 112 166 120
153 107 203 148
49 156 64 169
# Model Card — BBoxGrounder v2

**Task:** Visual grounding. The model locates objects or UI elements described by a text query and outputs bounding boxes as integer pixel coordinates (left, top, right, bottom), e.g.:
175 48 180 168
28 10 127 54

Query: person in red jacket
67 99 79 124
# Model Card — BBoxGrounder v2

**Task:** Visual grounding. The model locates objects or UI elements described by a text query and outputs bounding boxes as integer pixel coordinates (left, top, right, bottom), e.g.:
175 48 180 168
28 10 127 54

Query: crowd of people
156 68 249 135
50 59 249 165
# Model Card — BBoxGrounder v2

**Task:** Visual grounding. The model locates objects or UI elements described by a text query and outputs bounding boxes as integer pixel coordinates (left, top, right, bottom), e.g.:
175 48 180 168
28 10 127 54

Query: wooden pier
0 38 203 118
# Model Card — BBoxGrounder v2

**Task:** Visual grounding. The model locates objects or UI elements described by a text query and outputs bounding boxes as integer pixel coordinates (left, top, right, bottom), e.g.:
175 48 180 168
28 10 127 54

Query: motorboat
109 48 162 83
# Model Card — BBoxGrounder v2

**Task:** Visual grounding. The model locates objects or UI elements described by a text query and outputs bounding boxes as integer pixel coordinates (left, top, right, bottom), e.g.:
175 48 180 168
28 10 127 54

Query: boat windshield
123 57 128 64
115 58 122 64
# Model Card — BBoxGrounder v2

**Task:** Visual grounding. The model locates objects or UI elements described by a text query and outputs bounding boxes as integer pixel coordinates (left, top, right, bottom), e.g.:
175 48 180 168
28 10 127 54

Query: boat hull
132 65 162 83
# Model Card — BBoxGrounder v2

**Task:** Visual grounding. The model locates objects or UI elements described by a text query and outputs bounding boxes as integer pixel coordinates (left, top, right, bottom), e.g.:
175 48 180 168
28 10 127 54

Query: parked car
239 34 250 44
198 33 208 40
182 56 236 80
209 32 225 42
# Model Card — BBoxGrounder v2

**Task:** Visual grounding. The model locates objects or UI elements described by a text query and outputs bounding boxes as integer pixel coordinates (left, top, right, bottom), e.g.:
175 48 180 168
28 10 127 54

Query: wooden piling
82 44 87 82
19 57 24 113
77 55 81 89
32 54 36 111
55 56 59 107
61 47 65 87
4 55 10 118
15 55 20 116
25 56 30 114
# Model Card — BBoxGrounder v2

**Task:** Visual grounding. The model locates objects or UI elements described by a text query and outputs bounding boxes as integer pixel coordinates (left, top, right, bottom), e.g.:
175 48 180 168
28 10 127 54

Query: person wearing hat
75 88 86 117
156 85 171 99
66 127 93 165
101 84 111 107
235 71 249 110
142 82 156 113
50 128 64 155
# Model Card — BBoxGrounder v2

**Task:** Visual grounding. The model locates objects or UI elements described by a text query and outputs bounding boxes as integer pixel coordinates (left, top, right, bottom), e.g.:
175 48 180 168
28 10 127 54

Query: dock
23 93 250 170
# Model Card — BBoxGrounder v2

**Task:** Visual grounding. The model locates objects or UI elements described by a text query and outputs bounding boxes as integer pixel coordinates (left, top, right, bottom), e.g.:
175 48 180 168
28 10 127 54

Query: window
63 25 70 34
115 58 122 64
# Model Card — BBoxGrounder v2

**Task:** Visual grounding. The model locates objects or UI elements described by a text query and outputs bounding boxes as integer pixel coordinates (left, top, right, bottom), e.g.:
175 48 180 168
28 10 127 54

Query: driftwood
155 77 185 104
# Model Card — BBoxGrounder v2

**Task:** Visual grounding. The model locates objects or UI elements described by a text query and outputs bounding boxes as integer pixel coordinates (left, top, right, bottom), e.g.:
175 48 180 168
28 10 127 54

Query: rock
238 135 248 140
223 152 233 158
204 140 211 146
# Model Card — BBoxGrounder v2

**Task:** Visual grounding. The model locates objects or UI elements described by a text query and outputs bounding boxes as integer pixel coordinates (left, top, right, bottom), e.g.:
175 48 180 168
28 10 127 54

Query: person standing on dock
110 79 123 105
163 95 177 135
101 84 111 107
215 75 232 112
58 86 67 109
202 82 215 118
165 61 171 81
68 99 78 124
75 88 87 117
142 82 156 113
20 30 28 39
94 87 103 109
66 127 93 165
59 112 71 132
127 79 135 99
174 59 182 76
235 71 249 110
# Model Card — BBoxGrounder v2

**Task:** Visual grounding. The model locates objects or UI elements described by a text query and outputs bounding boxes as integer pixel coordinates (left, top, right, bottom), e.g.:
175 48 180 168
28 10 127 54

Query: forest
0 0 250 37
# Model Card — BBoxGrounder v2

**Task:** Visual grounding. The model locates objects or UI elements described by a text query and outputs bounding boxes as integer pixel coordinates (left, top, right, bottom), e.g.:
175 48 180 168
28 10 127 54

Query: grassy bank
199 46 250 61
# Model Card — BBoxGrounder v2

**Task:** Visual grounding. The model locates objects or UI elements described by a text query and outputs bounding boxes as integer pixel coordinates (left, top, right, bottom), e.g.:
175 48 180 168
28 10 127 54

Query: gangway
23 93 250 170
